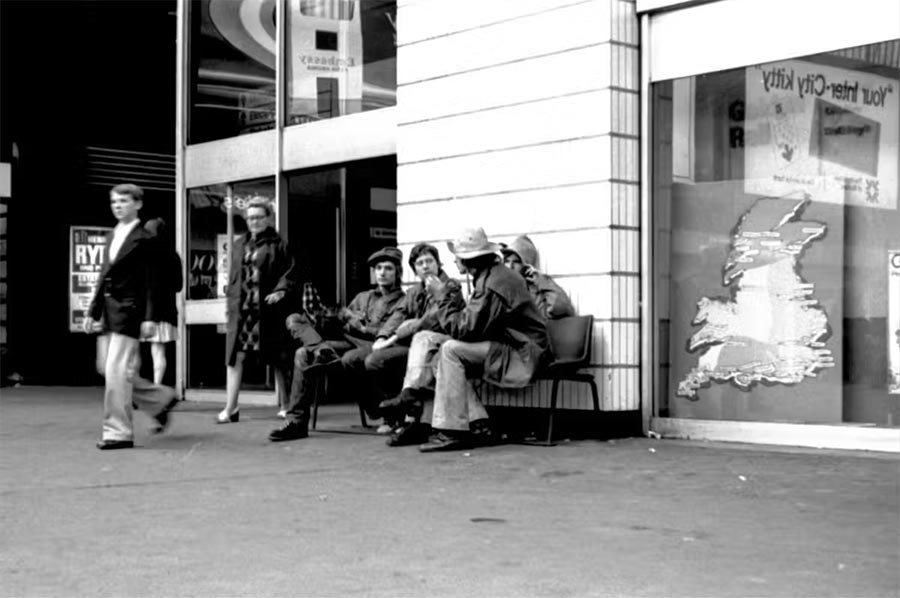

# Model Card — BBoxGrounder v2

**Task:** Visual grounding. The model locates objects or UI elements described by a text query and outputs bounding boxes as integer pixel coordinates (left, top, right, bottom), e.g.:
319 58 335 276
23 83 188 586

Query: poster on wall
890 250 900 394
69 226 111 332
744 59 898 209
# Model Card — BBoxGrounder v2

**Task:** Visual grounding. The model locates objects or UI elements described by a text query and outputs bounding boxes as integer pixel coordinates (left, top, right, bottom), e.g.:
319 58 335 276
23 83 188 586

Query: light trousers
431 339 491 431
402 331 450 390
97 333 176 441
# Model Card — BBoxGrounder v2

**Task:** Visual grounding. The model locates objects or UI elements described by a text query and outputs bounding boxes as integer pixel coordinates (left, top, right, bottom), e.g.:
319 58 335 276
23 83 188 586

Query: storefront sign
890 250 900 394
69 226 111 332
745 60 898 208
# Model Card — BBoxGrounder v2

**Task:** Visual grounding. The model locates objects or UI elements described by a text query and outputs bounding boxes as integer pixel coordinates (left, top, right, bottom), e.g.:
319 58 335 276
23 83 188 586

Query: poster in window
744 59 898 209
890 250 900 394
69 226 112 332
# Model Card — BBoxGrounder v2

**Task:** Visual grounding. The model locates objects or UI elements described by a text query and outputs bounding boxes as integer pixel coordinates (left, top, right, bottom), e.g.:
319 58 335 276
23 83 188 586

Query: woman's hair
246 196 274 217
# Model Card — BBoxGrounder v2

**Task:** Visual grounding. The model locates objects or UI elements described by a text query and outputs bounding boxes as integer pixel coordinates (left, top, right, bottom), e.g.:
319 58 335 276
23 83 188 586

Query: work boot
269 420 309 442
387 421 431 447
469 418 500 447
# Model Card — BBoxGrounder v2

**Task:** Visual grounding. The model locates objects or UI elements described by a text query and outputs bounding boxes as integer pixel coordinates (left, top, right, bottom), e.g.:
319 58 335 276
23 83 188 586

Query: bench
480 314 600 446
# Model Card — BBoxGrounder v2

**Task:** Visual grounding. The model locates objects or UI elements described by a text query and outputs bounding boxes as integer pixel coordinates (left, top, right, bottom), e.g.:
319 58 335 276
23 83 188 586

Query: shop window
186 178 276 390
286 0 396 126
653 41 900 426
188 0 277 143
285 155 396 305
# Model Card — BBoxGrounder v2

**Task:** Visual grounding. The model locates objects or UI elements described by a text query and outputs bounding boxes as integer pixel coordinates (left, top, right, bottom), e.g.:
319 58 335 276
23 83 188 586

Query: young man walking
83 183 178 450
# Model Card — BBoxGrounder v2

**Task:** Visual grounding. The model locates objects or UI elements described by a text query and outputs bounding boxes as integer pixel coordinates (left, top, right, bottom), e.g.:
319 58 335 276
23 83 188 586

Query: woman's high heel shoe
216 409 240 424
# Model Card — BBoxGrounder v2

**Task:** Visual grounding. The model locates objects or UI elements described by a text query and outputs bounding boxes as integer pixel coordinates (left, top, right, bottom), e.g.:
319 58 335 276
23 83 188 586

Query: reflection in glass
186 178 277 391
188 0 277 143
286 0 396 126
653 41 900 427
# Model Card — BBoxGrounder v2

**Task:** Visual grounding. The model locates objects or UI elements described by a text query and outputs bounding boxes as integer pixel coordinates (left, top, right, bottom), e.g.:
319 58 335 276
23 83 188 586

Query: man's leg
364 345 409 416
429 339 491 432
270 342 343 441
402 331 450 391
340 345 375 417
101 332 139 443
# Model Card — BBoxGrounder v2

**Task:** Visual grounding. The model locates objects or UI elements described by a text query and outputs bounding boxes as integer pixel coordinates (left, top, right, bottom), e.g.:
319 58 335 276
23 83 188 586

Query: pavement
0 386 898 598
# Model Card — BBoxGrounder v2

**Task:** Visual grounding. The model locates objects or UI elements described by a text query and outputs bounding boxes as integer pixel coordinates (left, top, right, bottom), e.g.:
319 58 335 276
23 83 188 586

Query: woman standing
141 218 183 386
219 197 298 423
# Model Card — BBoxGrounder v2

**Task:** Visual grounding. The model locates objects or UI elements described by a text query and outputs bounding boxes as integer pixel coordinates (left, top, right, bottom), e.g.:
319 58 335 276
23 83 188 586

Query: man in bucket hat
416 228 549 452
270 247 405 442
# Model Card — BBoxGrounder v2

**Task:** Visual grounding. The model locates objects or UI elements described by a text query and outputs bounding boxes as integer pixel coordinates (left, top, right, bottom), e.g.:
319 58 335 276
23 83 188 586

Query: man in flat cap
417 228 550 452
270 247 405 441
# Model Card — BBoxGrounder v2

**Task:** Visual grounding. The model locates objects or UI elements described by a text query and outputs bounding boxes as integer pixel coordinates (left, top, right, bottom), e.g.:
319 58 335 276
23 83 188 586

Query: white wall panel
396 182 613 241
399 2 609 84
398 136 611 202
282 108 397 172
185 131 275 188
399 90 611 164
398 44 611 124
398 0 592 46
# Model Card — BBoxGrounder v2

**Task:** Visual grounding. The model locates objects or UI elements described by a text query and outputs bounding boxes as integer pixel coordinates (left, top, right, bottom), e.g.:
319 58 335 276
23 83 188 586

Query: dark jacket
88 222 161 339
341 286 405 342
527 272 576 320
225 227 299 367
437 260 549 388
376 271 464 341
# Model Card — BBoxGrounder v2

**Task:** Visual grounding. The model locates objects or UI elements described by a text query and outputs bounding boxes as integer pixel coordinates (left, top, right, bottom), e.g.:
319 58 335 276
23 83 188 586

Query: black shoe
387 422 431 447
418 431 471 453
269 420 309 442
469 418 501 447
96 439 134 450
149 397 179 435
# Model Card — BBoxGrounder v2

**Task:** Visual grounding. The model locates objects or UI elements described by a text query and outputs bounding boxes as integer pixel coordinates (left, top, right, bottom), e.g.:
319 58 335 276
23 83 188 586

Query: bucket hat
446 227 501 260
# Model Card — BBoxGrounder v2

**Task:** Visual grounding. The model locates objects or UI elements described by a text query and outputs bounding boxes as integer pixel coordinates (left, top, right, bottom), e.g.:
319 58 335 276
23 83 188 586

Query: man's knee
440 339 465 359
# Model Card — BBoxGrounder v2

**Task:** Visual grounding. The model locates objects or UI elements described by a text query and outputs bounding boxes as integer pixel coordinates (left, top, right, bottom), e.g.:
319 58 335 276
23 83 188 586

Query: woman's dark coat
225 227 299 368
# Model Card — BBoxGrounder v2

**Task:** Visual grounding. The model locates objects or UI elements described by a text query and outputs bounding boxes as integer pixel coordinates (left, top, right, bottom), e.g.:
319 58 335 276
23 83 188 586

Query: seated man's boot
387 421 431 447
469 418 501 447
269 419 309 442
419 429 472 453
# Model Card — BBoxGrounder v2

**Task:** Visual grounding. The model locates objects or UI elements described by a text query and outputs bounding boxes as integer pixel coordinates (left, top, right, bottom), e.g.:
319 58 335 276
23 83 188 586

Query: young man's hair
459 252 499 272
111 183 144 202
246 196 274 217
408 243 441 269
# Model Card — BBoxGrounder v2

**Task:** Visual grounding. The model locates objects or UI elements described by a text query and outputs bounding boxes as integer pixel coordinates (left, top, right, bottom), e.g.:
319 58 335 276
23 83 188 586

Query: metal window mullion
175 0 189 397
639 13 654 437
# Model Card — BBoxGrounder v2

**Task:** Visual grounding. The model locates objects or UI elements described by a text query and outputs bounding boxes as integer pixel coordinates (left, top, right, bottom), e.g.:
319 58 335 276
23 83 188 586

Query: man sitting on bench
416 227 549 453
269 247 405 442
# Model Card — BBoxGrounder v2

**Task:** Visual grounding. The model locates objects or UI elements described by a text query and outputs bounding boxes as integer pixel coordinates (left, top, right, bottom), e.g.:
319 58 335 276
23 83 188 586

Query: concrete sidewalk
1 386 897 598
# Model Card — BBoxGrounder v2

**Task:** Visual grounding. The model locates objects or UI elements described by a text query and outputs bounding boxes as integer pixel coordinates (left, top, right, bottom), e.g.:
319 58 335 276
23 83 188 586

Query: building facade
172 0 898 451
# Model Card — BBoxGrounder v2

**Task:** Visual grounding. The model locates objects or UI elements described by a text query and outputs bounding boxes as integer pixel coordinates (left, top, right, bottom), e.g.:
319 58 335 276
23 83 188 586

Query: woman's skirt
143 321 179 343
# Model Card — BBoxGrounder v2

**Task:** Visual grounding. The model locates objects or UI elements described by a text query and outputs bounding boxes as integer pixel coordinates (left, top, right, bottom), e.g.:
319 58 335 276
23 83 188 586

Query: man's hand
140 321 158 339
82 316 95 334
395 318 420 339
372 335 398 351
265 290 285 304
424 274 443 295
522 265 539 281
